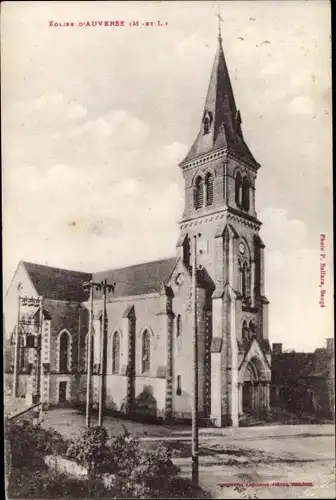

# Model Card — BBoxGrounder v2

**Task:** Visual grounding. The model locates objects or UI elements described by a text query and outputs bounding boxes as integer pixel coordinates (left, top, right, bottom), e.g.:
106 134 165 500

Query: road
170 434 335 499
42 409 335 499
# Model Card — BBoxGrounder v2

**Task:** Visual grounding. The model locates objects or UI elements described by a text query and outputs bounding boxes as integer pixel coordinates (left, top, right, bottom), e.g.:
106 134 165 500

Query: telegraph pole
191 234 199 486
98 279 107 427
85 281 94 427
83 279 115 427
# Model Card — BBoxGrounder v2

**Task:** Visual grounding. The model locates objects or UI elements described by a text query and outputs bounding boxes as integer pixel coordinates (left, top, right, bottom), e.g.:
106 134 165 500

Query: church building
4 31 271 427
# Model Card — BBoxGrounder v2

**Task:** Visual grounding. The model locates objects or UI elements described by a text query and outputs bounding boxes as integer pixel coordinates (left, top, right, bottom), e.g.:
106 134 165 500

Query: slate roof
92 257 177 299
22 261 91 302
181 36 257 166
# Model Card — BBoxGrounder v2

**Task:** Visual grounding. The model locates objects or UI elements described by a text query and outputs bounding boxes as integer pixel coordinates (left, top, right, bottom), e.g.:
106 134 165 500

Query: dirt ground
41 409 335 499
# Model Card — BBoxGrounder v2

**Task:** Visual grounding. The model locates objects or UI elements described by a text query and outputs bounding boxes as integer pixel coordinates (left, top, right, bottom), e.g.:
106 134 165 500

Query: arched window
195 176 204 209
183 236 191 269
59 331 69 373
204 116 210 135
235 171 242 207
241 261 249 298
141 330 150 373
176 314 182 337
85 334 94 372
19 345 25 372
242 320 249 341
242 176 250 211
249 321 255 339
205 173 214 206
112 331 120 374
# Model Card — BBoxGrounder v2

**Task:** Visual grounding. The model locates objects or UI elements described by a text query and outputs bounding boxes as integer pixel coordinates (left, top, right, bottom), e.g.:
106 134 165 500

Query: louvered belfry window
205 173 214 206
195 176 204 209
242 176 250 211
235 171 242 207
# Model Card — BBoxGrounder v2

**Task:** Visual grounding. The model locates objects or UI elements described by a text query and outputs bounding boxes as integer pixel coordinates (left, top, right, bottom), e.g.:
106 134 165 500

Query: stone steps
239 412 268 427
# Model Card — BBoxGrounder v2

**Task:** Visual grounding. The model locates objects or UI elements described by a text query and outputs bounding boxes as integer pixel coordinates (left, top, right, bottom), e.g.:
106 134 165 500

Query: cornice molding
179 209 261 231
227 212 261 231
179 147 228 171
179 147 260 173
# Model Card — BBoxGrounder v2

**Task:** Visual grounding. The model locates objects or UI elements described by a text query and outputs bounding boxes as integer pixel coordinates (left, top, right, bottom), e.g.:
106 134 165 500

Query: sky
2 1 333 351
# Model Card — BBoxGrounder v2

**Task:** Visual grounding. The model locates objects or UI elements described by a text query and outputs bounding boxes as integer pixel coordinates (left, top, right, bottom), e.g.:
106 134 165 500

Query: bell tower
176 27 271 427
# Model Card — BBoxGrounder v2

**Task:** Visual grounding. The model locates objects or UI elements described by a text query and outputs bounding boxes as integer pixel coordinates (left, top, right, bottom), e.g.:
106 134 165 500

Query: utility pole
98 279 107 426
83 279 115 427
85 281 94 427
191 234 199 486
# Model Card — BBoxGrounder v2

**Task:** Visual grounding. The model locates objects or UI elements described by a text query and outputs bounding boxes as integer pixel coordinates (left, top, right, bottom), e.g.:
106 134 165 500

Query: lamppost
83 279 115 427
13 292 43 402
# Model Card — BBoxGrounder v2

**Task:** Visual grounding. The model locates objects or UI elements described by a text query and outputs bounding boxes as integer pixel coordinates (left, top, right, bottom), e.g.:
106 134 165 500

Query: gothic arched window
205 173 214 206
249 321 255 339
176 314 182 337
235 171 242 207
112 331 120 374
19 345 25 372
242 176 250 211
141 330 150 373
183 236 191 269
241 261 249 299
195 176 204 209
204 116 210 135
59 331 70 373
242 320 249 341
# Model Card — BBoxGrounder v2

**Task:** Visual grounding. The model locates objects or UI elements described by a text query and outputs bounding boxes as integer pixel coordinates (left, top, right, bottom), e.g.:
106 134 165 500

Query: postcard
2 1 334 499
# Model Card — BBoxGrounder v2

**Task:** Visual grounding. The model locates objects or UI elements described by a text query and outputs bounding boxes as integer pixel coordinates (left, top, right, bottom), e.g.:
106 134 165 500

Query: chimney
326 338 334 352
272 343 282 355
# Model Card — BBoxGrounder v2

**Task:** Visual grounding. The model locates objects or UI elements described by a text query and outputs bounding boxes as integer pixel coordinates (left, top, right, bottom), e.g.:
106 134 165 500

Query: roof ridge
95 256 176 275
22 260 91 275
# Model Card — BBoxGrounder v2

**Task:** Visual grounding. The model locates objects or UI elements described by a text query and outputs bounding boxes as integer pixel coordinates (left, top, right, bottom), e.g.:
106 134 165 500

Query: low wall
45 455 87 478
6 402 42 424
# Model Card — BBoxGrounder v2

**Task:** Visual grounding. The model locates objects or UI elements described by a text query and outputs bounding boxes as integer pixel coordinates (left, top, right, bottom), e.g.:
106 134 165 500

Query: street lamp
13 291 43 402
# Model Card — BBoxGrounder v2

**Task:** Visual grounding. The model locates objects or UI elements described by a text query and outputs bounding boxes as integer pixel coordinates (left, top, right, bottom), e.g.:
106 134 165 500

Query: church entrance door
243 382 253 412
242 359 260 412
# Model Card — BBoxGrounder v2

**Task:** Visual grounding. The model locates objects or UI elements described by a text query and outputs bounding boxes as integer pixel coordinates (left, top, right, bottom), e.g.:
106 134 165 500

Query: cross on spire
215 4 224 43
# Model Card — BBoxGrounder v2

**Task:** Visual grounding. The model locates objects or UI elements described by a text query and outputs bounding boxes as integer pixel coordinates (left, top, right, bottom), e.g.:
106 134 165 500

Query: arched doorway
242 360 259 412
240 355 271 414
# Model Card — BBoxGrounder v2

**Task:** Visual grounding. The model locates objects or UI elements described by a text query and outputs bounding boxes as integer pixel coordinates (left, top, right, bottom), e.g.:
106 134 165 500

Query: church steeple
181 35 256 166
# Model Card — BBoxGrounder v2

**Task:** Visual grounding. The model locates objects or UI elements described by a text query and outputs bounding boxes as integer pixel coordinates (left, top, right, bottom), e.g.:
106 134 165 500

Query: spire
181 27 256 165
